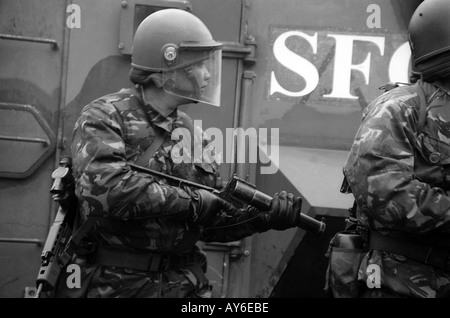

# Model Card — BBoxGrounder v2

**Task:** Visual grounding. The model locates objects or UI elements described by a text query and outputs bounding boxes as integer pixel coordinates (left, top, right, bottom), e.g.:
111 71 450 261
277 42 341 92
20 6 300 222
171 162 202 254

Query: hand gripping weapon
128 163 326 235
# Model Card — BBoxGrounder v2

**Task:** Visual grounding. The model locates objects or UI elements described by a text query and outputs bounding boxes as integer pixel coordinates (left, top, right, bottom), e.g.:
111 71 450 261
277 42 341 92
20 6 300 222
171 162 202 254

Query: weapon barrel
298 214 326 236
129 163 219 193
227 177 326 235
130 163 327 235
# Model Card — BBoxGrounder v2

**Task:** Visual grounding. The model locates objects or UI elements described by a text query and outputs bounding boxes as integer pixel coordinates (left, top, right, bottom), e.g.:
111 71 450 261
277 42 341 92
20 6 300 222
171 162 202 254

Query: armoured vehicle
0 0 422 297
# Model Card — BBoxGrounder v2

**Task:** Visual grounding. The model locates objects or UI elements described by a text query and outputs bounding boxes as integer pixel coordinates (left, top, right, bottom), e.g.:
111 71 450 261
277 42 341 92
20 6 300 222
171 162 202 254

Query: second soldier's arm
344 90 450 234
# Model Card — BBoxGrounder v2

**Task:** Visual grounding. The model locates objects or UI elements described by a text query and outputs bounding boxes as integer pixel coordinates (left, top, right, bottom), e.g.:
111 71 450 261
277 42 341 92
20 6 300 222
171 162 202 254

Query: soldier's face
179 62 211 96
162 50 221 106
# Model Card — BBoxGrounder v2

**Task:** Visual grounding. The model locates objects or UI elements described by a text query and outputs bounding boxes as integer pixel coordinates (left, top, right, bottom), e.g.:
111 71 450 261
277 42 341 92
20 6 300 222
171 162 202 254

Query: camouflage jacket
71 86 260 255
345 80 450 235
343 80 450 297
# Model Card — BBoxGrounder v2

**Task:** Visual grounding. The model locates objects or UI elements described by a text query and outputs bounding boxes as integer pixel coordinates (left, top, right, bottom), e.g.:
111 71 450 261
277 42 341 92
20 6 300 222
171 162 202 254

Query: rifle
34 157 78 298
128 163 326 235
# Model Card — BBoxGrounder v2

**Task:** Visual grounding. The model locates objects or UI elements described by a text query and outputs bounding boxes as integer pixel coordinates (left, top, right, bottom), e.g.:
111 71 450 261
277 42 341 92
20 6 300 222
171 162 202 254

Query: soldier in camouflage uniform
55 9 302 298
338 0 450 298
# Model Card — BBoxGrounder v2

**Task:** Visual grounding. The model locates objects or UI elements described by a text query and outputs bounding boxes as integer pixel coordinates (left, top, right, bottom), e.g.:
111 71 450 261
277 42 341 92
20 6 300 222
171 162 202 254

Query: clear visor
162 49 222 107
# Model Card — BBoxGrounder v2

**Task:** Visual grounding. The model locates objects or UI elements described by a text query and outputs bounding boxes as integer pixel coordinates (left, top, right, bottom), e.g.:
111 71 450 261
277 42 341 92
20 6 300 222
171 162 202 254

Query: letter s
270 31 319 97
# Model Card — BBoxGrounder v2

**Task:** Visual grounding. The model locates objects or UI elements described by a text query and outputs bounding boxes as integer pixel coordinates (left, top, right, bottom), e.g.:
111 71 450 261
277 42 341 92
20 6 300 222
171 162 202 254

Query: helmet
131 9 222 106
408 0 450 80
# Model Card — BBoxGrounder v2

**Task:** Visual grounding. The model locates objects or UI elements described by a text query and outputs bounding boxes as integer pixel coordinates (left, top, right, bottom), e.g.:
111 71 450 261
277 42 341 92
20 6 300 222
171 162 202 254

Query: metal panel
0 0 67 297
242 0 423 298
260 145 354 214
246 0 422 151
249 168 310 298
0 103 56 179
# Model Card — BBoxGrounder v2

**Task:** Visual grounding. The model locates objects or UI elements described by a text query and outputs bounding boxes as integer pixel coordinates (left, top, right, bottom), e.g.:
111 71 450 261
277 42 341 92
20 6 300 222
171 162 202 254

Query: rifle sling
134 126 168 167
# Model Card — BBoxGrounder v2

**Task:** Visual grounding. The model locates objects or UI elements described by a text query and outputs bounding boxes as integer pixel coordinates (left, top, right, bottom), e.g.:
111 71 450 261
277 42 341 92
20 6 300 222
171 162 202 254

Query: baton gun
129 163 326 235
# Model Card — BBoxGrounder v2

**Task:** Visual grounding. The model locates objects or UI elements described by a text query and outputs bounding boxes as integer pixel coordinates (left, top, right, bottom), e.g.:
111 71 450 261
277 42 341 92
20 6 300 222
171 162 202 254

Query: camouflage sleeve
344 94 450 233
200 207 261 242
71 102 191 220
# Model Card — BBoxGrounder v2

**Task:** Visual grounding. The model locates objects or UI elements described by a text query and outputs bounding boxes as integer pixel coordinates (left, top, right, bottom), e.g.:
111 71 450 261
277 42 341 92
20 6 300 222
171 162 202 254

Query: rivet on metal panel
118 42 125 50
121 1 128 8
24 287 37 298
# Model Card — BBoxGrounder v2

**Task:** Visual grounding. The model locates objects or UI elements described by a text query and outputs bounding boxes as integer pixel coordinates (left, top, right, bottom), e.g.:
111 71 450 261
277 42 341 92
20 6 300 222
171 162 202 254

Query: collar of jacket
131 85 181 133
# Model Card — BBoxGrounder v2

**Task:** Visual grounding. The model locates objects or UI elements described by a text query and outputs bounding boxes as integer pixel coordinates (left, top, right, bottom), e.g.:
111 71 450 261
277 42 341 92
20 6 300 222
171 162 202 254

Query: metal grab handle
0 33 58 50
0 238 44 246
0 135 50 147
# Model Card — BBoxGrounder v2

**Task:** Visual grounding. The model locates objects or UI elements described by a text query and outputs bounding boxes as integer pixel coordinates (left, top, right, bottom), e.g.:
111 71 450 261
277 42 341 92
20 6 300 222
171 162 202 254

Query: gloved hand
190 189 235 225
256 191 302 231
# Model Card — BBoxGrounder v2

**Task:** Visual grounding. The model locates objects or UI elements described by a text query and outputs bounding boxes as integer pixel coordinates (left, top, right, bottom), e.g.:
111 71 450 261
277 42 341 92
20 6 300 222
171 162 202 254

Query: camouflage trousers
328 249 450 298
54 256 212 298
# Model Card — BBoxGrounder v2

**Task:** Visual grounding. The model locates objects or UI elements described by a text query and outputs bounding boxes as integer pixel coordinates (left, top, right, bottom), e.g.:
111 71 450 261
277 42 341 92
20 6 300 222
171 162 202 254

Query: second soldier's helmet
408 0 450 81
131 9 222 106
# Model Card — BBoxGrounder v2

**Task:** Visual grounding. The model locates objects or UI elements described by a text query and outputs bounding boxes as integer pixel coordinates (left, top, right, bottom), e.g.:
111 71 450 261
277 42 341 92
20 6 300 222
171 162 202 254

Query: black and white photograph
1 0 449 306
